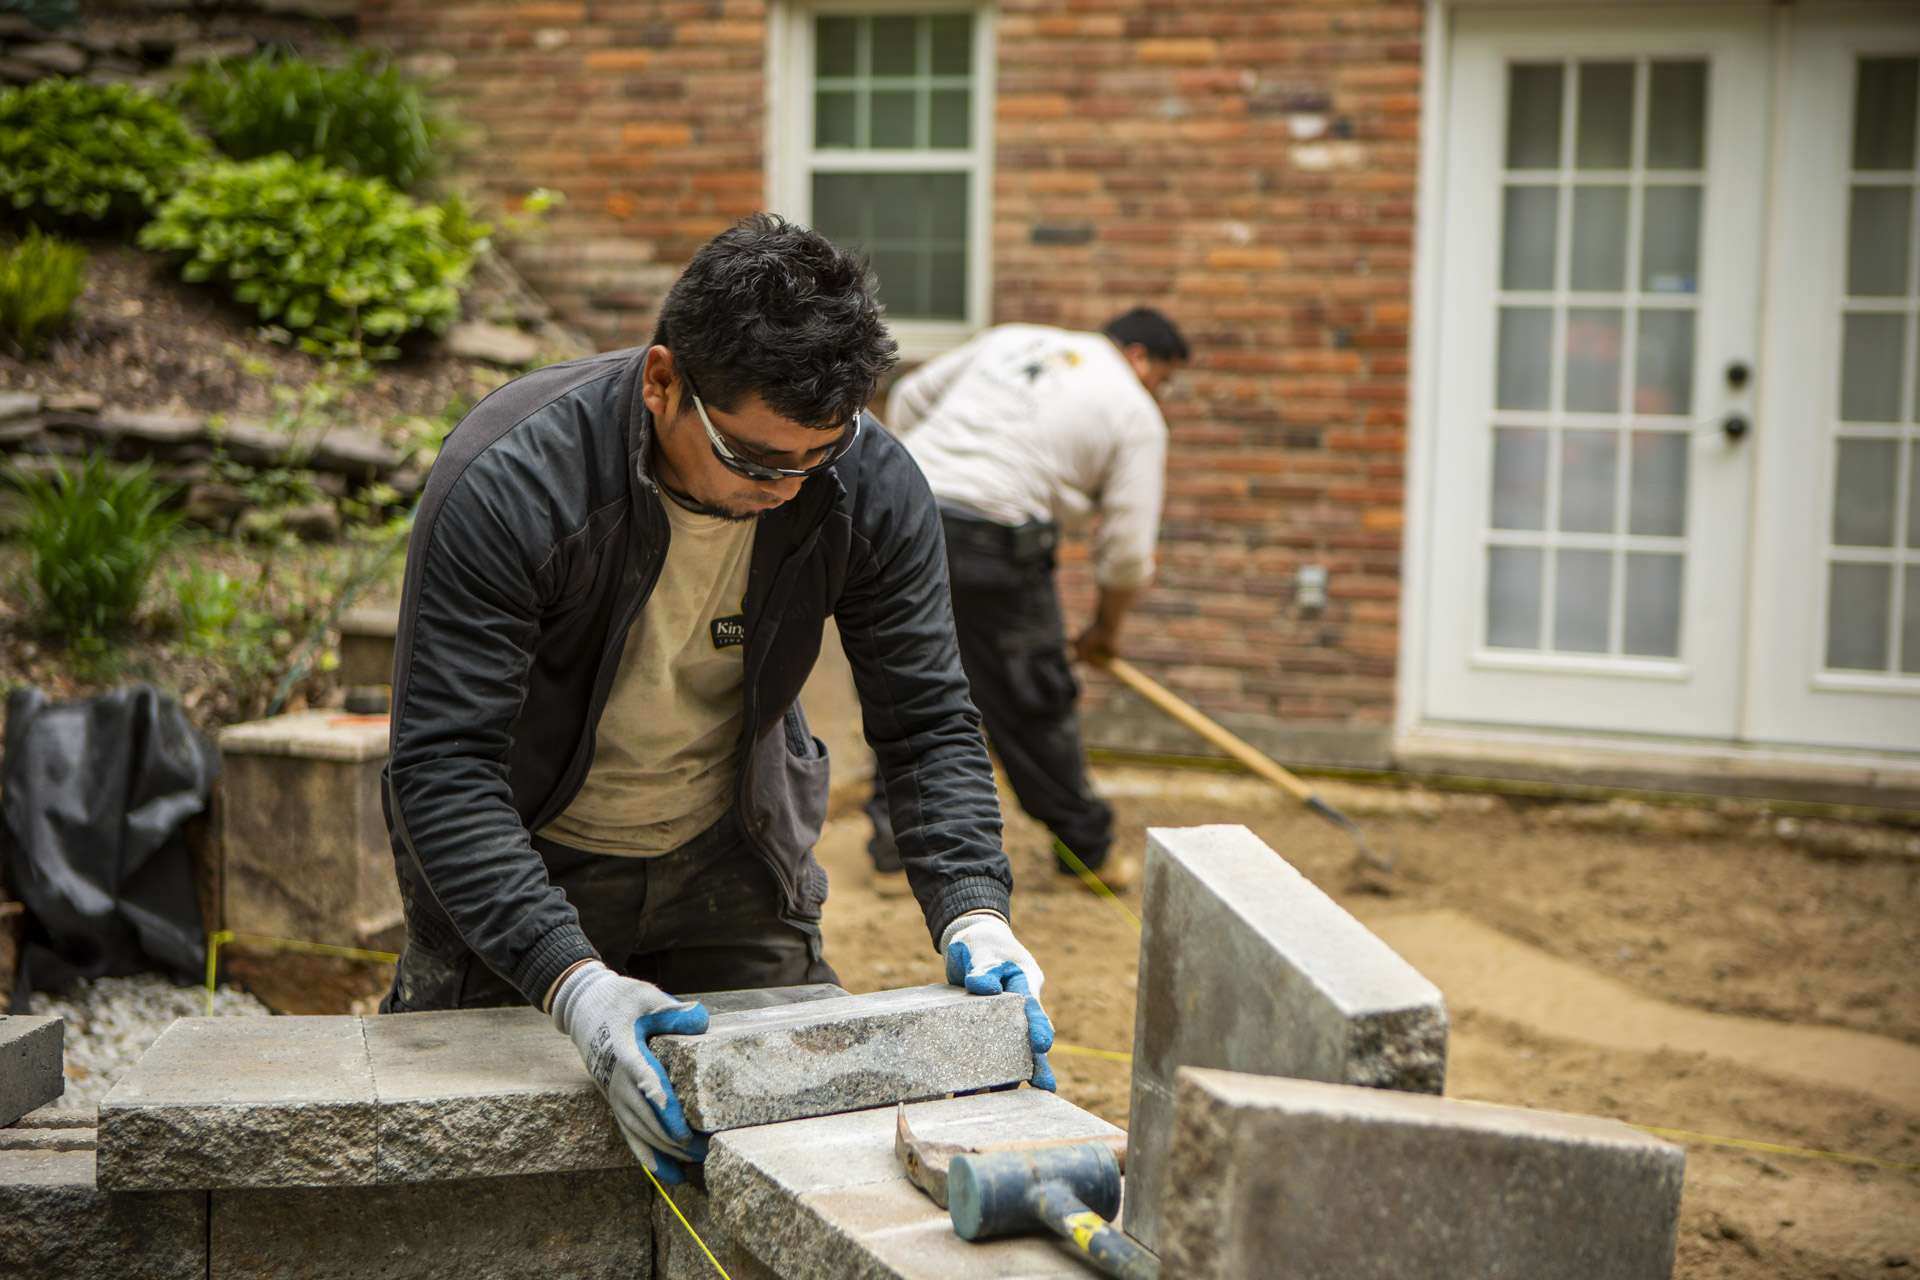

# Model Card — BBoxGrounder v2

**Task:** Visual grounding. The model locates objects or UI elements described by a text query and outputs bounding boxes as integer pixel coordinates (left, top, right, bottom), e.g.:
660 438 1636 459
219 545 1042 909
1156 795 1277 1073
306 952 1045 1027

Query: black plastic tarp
2 684 217 1006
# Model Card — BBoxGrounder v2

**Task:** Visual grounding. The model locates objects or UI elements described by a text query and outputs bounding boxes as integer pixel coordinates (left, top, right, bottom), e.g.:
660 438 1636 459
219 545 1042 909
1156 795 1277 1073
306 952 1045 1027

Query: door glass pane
1628 430 1689 536
930 89 971 148
1848 187 1912 297
816 16 858 77
1487 546 1544 648
871 90 917 148
1833 438 1900 547
1623 552 1684 657
815 91 857 147
1842 313 1906 422
1571 186 1629 291
1491 427 1549 530
1854 58 1918 172
1507 64 1564 169
1576 62 1635 170
1559 429 1618 533
872 15 918 75
1554 548 1613 652
1565 307 1623 412
1647 62 1707 170
1642 185 1701 294
1502 186 1558 290
1827 562 1892 670
1904 566 1920 673
1498 307 1553 410
930 14 972 75
1635 309 1695 416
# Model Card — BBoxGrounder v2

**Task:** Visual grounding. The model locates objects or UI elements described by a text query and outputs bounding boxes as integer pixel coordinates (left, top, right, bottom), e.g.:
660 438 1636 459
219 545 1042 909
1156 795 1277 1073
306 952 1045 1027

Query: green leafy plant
175 49 448 191
140 154 488 359
0 79 209 227
0 228 86 357
6 454 182 643
169 564 250 646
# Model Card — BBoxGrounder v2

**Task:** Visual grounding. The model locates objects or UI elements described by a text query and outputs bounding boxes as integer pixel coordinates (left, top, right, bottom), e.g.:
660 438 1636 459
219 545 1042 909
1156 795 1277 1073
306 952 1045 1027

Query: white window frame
767 0 996 360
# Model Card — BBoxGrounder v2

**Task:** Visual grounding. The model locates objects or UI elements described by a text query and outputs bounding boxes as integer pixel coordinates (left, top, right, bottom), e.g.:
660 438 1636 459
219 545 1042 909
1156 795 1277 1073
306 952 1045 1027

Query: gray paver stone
98 1017 378 1190
1162 1068 1685 1279
210 1167 653 1278
0 1127 95 1152
706 1090 1126 1280
1127 824 1448 1252
0 1148 206 1280
0 1015 63 1126
653 984 1031 1131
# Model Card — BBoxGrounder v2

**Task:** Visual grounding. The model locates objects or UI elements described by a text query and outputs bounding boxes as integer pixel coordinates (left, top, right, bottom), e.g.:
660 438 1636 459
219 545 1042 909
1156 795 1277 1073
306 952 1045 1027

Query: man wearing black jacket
379 215 1053 1184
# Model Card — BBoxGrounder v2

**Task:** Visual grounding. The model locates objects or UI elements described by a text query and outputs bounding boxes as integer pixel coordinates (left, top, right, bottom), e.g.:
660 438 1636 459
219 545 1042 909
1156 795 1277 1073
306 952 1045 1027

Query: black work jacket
383 347 1010 1006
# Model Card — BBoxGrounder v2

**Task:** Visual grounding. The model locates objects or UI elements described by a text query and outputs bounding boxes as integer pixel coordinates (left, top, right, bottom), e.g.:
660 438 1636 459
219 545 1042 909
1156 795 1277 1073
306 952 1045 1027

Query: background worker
865 309 1189 890
381 215 1055 1186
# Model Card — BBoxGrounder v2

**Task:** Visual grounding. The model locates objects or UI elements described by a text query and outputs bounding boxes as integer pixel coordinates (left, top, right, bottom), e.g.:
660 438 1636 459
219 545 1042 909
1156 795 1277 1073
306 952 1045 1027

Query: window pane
1827 561 1892 670
1498 307 1553 410
1833 437 1900 547
1647 62 1707 170
1910 443 1920 547
870 247 925 316
1554 547 1613 653
1491 427 1549 530
1904 566 1920 674
1642 185 1701 294
872 15 918 76
1623 552 1684 657
1501 186 1557 291
812 171 864 237
1635 308 1695 417
1854 58 1918 172
1571 185 1629 291
815 90 857 148
1576 62 1635 170
1842 313 1906 422
816 15 858 77
930 88 970 148
1565 307 1623 413
1507 64 1564 169
811 172 968 322
871 89 917 148
1628 430 1689 537
930 14 971 75
928 249 966 318
929 182 967 239
1848 186 1912 297
873 195 920 241
1487 546 1544 648
1559 428 1618 533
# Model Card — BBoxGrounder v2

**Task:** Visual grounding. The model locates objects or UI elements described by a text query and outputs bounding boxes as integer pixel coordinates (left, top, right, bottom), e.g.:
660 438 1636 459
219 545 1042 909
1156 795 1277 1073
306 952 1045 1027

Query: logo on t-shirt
710 614 747 649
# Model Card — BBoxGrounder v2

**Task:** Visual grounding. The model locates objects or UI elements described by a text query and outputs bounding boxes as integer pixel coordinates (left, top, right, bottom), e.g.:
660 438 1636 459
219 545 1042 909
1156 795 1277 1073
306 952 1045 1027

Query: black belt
939 509 1059 564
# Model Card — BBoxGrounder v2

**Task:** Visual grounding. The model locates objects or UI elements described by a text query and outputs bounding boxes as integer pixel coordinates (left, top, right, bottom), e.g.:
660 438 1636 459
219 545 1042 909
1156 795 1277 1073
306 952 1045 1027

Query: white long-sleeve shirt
887 324 1168 589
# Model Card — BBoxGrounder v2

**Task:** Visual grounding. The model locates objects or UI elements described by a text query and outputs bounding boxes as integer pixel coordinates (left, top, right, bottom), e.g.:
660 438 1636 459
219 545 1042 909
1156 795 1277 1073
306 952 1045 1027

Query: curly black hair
651 213 899 431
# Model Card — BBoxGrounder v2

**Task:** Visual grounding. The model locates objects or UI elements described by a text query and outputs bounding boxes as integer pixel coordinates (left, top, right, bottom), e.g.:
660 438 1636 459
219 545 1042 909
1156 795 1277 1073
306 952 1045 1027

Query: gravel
28 974 272 1112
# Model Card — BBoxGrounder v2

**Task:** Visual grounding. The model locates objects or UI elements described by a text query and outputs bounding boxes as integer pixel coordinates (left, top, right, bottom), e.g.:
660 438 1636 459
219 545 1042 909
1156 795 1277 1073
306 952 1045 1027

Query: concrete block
1162 1068 1685 1279
653 984 1032 1131
0 1126 95 1152
98 1017 379 1190
210 1167 653 1279
0 1015 62 1126
706 1089 1125 1280
218 710 398 944
336 606 398 688
0 1148 207 1279
1126 824 1448 1252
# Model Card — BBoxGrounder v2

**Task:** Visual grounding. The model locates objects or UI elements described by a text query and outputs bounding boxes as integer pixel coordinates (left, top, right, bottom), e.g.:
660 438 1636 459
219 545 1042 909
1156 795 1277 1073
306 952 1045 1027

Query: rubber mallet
947 1144 1160 1280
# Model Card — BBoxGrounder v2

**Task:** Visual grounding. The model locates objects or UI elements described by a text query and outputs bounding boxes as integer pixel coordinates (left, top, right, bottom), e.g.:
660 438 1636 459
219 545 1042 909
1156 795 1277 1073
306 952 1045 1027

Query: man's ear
640 345 676 419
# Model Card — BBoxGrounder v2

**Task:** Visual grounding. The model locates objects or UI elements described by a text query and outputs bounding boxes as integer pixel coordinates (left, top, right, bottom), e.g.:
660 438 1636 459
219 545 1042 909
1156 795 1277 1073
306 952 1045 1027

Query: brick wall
359 0 1422 766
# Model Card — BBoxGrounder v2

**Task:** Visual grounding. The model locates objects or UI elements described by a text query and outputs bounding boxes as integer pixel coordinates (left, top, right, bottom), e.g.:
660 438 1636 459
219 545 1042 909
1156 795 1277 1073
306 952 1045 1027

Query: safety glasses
682 374 860 482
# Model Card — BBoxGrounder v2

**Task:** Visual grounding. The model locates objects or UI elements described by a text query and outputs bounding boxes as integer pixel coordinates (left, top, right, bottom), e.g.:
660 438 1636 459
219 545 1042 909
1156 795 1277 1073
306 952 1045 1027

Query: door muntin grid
1826 55 1920 678
1485 59 1706 662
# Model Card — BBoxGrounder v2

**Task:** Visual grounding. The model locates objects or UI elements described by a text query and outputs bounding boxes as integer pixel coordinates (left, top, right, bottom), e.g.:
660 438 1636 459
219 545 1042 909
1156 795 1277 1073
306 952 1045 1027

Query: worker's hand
550 960 710 1184
1072 621 1117 667
943 912 1056 1091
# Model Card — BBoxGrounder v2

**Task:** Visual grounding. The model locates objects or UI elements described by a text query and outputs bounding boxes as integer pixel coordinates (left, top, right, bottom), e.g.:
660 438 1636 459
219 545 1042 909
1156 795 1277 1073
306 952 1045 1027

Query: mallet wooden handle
1099 656 1316 805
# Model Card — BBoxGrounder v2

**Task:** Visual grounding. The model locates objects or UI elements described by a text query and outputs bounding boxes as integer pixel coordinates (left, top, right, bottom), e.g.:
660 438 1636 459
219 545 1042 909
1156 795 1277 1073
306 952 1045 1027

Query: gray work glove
550 960 710 1184
943 912 1056 1091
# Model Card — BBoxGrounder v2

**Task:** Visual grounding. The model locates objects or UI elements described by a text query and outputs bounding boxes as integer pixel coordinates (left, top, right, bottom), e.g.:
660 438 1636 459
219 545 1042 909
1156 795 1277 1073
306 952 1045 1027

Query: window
770 3 994 357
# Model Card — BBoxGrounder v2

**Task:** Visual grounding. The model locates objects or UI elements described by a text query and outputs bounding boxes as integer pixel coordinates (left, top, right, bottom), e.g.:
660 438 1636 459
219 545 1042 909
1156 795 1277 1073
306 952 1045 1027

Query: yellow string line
642 1165 733 1279
1053 1041 1135 1063
1050 839 1141 931
202 929 399 1015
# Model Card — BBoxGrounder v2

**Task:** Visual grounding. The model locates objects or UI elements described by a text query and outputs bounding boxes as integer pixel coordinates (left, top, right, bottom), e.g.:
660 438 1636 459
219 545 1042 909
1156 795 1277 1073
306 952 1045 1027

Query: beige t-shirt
540 496 756 856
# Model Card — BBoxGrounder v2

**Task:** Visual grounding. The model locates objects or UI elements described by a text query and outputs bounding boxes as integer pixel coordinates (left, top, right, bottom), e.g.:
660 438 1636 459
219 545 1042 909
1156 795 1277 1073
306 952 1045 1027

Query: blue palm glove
943 912 1056 1091
551 960 711 1184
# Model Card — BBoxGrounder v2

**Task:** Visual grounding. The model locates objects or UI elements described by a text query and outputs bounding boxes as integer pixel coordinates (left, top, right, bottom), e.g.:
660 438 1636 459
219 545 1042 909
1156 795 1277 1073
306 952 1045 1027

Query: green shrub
169 564 250 648
0 228 86 357
139 154 488 359
0 79 209 227
6 454 182 642
176 49 447 191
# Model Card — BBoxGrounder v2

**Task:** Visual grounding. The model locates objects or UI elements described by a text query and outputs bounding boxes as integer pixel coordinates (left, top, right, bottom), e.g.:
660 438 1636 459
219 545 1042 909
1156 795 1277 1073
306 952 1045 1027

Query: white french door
1423 10 1770 738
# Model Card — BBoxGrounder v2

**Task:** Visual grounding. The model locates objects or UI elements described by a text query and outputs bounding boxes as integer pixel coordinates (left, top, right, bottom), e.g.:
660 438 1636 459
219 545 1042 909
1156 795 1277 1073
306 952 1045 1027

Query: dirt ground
812 767 1920 1280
